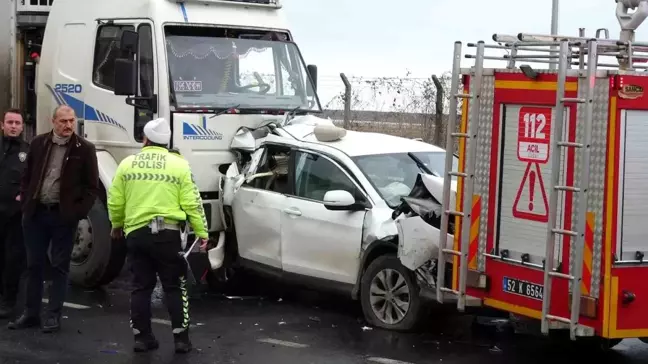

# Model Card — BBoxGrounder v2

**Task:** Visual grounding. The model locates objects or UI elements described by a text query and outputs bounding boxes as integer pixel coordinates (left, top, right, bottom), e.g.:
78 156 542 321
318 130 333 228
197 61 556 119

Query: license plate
503 277 544 301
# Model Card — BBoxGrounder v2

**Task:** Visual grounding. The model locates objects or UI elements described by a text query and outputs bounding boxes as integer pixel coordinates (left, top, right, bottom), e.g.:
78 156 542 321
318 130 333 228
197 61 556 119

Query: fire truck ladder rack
435 41 485 311
540 39 598 341
488 31 648 71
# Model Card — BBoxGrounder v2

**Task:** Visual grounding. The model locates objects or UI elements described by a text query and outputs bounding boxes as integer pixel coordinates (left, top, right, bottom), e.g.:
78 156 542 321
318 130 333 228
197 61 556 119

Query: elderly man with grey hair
9 105 99 333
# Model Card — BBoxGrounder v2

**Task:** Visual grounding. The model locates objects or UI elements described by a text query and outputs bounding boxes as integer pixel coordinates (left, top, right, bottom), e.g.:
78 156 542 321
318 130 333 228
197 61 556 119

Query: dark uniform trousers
0 213 26 306
127 227 190 336
0 136 30 309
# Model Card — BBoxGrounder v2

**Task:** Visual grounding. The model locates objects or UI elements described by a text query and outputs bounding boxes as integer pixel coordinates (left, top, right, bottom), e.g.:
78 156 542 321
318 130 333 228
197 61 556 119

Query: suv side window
293 151 360 202
248 144 291 194
92 24 135 90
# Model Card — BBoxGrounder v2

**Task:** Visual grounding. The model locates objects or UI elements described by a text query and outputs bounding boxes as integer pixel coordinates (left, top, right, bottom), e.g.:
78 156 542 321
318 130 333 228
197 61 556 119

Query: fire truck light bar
175 0 281 9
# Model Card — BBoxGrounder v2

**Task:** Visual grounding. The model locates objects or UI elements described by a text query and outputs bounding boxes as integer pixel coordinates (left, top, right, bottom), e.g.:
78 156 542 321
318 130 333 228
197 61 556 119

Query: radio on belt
150 216 166 234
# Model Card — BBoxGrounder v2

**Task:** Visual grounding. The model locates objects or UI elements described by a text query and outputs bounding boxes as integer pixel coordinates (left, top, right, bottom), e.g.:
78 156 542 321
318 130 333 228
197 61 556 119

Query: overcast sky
281 0 644 108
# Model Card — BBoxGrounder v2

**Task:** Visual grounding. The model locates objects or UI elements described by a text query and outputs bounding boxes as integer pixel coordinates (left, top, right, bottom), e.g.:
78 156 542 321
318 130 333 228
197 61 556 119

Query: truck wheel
360 255 423 331
69 198 126 288
579 337 622 351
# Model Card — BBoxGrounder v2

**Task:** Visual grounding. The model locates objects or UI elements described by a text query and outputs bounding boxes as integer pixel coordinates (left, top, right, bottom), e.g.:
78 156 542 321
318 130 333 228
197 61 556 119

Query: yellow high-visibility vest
107 146 208 238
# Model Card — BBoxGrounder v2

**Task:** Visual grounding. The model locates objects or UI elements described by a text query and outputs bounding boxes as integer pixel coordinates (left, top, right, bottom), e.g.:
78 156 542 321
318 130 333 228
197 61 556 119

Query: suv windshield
353 151 459 208
164 26 321 112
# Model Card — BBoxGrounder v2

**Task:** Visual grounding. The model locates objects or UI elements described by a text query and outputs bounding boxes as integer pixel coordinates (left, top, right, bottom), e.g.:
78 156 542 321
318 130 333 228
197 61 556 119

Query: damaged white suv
218 115 458 331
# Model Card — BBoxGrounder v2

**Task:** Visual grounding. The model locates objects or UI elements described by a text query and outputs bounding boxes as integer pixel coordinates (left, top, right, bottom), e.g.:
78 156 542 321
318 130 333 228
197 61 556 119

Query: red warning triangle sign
512 163 549 222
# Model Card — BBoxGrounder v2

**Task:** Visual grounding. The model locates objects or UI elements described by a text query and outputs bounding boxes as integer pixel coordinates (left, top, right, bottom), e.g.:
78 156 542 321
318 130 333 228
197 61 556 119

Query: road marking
257 338 309 348
367 357 416 364
152 318 173 326
41 299 90 310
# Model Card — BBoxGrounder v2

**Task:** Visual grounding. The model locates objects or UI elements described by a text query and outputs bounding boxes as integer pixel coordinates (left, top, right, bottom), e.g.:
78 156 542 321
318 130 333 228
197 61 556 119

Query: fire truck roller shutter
617 110 648 262
496 105 569 266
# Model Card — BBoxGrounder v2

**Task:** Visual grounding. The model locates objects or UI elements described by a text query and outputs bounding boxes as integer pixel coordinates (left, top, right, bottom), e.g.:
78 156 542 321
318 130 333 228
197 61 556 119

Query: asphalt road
1 274 648 364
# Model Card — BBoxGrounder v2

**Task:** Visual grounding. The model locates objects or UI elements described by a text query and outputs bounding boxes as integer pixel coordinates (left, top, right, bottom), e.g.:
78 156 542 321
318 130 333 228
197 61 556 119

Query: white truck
2 0 323 288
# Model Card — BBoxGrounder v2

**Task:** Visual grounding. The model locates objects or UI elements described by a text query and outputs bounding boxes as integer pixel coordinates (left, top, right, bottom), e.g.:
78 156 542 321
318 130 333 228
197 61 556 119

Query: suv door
281 150 369 285
231 144 291 270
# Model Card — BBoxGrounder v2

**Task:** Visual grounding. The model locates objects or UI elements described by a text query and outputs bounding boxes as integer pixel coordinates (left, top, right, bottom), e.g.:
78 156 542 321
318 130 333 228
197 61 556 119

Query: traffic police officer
107 117 208 354
0 108 29 318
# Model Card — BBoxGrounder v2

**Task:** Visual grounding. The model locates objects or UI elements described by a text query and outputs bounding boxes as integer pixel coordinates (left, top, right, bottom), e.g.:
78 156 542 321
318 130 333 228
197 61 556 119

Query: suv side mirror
323 190 362 211
307 64 318 95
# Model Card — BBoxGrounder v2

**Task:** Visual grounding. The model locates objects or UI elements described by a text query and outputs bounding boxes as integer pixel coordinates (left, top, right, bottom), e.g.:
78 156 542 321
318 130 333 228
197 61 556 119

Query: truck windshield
165 26 322 112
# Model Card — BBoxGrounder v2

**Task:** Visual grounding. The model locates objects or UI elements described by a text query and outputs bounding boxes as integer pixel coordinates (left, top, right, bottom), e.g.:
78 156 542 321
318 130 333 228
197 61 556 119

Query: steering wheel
237 72 272 95
238 82 271 94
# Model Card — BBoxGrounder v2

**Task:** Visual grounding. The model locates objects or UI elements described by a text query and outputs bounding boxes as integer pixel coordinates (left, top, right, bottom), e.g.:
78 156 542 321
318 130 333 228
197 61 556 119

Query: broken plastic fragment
225 295 259 300
362 326 373 331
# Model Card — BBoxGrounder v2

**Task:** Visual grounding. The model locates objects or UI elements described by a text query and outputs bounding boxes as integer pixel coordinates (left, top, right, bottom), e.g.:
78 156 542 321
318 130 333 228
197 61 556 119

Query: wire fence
320 71 463 150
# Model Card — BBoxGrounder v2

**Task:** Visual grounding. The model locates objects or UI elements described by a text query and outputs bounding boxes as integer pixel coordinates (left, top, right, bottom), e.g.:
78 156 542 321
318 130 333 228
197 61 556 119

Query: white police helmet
143 118 171 145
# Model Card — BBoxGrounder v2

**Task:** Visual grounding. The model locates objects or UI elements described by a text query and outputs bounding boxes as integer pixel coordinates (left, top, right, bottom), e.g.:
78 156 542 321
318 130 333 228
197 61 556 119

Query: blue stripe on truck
46 83 127 132
179 2 188 22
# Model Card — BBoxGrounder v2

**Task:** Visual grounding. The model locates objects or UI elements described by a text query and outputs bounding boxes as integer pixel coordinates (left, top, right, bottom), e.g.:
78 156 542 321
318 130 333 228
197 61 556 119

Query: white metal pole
9 0 17 106
550 0 559 70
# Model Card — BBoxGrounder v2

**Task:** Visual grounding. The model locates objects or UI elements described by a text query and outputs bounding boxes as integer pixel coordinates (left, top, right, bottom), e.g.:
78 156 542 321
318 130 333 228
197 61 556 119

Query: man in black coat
0 108 29 318
10 105 98 333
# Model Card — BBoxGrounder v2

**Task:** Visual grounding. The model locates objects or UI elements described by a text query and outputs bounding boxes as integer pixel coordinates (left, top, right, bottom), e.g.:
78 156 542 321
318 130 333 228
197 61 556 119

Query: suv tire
360 255 423 331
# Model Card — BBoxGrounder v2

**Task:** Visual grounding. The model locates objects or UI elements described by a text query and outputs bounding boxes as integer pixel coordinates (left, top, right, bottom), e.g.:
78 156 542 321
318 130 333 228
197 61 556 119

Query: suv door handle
283 207 302 216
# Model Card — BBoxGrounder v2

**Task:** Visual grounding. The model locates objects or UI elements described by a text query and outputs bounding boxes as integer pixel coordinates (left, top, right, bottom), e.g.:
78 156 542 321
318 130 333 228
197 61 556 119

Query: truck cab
36 0 321 287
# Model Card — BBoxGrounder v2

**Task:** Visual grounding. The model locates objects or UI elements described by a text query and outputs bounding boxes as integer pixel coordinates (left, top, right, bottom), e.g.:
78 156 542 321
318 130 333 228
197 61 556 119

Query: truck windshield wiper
408 152 433 175
209 104 241 119
282 105 304 126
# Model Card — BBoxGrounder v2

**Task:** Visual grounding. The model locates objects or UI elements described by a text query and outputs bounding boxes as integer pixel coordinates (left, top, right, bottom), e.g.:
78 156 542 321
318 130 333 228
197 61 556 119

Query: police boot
133 333 159 353
7 311 40 330
0 300 13 319
174 330 192 354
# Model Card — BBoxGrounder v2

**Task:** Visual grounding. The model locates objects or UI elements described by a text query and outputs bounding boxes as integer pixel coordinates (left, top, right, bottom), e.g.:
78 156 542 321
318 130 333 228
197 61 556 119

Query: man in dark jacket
0 108 29 318
9 105 99 333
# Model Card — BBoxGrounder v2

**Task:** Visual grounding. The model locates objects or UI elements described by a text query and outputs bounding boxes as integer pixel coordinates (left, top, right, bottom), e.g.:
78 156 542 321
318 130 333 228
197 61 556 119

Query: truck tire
360 255 424 331
69 198 126 288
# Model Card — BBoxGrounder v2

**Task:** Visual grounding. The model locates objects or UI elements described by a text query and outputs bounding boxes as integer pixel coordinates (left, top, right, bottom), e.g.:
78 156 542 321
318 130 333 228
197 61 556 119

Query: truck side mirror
307 64 318 95
113 29 139 97
119 30 139 54
114 59 137 96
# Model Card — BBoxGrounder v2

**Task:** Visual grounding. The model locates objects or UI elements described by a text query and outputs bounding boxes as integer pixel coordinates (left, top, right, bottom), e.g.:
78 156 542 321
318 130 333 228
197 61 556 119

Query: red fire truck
435 0 648 348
